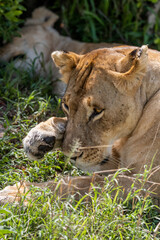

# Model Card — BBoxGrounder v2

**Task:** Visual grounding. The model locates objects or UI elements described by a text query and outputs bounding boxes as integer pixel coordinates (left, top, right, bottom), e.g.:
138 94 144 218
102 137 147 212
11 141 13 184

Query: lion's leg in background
1 173 160 205
0 175 105 205
119 90 160 182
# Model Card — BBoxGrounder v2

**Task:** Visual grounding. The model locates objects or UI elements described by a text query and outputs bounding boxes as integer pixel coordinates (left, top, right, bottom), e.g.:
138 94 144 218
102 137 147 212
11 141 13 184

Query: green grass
52 0 160 50
0 61 160 239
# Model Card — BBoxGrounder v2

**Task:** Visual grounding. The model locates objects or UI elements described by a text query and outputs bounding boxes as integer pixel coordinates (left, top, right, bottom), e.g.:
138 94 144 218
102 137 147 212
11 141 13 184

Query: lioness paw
23 117 67 160
23 128 56 160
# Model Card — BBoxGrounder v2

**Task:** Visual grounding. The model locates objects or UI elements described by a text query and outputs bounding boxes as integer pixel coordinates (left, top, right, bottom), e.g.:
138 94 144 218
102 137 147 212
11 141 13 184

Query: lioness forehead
64 48 127 95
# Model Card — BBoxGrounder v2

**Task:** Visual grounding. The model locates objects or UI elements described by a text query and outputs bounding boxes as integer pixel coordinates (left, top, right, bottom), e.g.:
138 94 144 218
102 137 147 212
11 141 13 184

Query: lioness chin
1 45 160 204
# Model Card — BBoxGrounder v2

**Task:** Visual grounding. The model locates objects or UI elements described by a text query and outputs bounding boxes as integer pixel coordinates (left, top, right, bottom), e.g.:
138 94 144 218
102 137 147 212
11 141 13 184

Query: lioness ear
51 51 81 83
109 45 148 95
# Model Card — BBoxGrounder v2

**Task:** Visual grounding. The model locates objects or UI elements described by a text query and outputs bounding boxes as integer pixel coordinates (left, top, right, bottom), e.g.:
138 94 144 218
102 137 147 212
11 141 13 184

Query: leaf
0 209 12 215
83 10 105 26
0 226 16 234
5 10 22 22
148 0 158 3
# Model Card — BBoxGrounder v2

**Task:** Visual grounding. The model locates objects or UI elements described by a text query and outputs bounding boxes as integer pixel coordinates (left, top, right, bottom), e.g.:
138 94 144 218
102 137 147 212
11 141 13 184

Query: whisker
108 156 131 169
103 156 120 168
107 156 120 164
95 169 118 174
79 144 112 150
148 165 160 180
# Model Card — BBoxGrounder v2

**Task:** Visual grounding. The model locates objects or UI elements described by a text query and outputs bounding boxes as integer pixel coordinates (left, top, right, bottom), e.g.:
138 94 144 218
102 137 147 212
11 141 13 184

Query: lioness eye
89 108 104 121
62 103 69 114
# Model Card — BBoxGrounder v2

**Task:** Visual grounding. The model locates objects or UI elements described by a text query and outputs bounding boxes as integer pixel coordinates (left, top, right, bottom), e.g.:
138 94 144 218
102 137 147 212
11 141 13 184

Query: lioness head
52 46 148 172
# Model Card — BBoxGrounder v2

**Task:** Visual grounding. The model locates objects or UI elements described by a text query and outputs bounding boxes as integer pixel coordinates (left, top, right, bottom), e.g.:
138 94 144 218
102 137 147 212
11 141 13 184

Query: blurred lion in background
0 7 116 96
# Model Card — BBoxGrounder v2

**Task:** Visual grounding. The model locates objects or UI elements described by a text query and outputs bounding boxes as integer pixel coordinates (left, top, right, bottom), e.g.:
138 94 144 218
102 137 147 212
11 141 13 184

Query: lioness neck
142 49 160 103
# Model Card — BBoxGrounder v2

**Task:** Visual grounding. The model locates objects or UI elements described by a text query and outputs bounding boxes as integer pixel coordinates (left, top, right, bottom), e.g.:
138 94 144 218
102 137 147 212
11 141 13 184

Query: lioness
1 45 160 204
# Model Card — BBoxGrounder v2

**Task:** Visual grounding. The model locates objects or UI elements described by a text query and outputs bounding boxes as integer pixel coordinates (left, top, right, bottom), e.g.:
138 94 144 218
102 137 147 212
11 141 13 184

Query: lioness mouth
70 152 83 161
100 157 109 165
